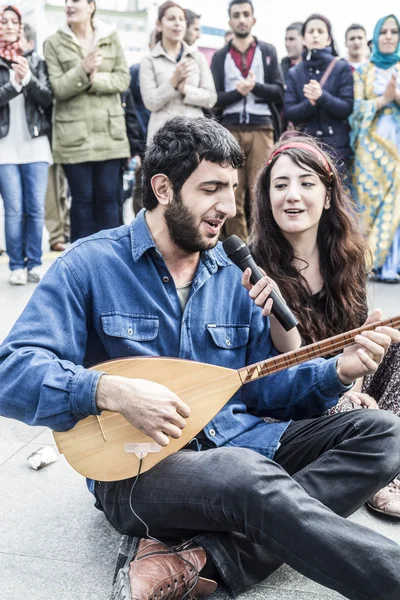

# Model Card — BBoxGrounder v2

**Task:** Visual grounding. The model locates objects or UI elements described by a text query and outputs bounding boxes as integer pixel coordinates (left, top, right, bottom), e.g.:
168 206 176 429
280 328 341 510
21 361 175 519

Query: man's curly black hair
142 116 245 210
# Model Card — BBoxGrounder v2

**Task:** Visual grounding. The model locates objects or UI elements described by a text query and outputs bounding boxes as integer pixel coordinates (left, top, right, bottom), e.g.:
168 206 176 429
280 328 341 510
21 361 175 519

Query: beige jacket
140 42 217 142
44 20 130 164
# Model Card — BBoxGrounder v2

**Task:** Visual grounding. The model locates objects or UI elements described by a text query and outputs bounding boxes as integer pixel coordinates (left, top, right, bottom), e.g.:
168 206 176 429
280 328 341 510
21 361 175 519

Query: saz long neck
238 315 400 385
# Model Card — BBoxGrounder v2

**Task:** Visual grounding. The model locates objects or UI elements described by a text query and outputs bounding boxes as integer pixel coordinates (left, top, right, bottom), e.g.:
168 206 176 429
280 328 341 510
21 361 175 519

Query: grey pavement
0 254 399 600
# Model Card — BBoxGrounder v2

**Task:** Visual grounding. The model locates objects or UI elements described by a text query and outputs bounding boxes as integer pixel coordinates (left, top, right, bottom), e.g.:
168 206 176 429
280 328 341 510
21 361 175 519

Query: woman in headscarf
0 5 52 285
351 15 400 283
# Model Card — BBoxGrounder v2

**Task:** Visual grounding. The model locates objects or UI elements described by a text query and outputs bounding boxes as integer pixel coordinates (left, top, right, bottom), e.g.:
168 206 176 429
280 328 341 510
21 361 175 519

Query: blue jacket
129 63 150 141
0 210 350 460
284 48 354 162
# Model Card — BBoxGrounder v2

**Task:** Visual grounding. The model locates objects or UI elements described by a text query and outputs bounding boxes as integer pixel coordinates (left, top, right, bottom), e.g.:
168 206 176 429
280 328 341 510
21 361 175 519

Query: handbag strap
319 57 339 89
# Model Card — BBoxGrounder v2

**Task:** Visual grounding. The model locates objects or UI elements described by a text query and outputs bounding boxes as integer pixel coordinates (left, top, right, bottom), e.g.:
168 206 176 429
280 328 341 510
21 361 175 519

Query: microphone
222 235 299 332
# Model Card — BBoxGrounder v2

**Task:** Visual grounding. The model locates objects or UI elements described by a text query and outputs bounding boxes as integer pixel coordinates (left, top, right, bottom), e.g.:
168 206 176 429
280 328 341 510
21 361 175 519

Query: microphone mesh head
222 235 245 257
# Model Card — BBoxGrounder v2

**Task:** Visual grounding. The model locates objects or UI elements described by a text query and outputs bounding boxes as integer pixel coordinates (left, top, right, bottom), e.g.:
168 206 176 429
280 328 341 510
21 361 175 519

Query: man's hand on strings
336 309 400 385
96 375 191 447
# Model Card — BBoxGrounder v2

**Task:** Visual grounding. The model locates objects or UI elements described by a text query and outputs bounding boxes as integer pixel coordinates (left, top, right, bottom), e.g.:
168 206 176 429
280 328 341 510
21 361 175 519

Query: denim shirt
0 210 350 461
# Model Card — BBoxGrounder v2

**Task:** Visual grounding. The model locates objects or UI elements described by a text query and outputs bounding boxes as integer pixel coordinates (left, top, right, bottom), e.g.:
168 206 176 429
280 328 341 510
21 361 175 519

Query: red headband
266 142 333 182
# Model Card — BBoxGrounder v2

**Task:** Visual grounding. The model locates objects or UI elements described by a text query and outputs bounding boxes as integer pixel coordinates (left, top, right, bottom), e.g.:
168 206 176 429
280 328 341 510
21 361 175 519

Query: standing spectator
44 0 130 243
21 21 35 52
22 23 70 253
129 31 156 143
45 164 70 252
345 24 369 71
129 30 157 215
211 0 284 242
0 5 52 285
351 14 400 283
184 9 201 46
284 14 354 173
140 1 216 143
119 88 142 221
281 22 303 81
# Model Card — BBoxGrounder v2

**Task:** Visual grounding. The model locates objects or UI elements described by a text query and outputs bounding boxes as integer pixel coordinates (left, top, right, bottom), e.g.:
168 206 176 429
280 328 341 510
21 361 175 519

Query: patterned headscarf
0 5 24 63
370 14 400 70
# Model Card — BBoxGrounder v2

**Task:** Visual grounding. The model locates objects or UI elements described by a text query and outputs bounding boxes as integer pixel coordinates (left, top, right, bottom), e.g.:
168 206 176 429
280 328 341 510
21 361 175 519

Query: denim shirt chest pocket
100 313 159 358
206 324 250 368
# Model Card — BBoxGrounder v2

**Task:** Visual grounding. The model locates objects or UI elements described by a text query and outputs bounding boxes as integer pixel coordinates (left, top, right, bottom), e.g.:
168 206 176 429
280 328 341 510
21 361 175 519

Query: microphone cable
128 458 200 600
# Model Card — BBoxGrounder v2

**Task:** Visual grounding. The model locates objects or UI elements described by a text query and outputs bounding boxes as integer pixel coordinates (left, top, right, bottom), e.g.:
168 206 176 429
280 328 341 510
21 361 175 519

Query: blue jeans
63 159 123 243
0 162 48 271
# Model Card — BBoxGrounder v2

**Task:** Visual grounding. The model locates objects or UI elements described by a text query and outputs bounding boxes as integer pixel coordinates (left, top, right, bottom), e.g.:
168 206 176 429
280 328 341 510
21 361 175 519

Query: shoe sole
366 502 400 519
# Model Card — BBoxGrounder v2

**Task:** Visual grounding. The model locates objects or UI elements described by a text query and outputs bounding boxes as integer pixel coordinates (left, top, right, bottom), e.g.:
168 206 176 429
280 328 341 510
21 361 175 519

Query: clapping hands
236 70 256 96
12 56 30 85
303 79 322 105
170 58 194 92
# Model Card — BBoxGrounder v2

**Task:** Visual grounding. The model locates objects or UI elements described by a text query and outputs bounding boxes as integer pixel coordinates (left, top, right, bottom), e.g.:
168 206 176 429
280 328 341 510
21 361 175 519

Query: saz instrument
53 315 400 482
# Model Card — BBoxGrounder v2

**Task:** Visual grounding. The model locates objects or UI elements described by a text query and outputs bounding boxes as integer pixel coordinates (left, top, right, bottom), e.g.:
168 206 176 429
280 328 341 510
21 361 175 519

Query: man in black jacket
210 0 284 242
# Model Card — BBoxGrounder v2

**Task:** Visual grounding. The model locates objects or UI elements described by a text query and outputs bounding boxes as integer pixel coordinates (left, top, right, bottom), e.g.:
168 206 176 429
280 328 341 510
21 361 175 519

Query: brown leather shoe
129 539 217 600
50 242 67 252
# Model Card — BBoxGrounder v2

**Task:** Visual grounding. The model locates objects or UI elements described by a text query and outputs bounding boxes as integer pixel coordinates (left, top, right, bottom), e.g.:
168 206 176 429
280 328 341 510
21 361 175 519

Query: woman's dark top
284 47 354 163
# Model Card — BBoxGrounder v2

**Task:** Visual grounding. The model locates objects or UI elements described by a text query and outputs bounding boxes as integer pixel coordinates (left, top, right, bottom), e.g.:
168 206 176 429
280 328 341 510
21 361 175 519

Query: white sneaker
27 266 43 283
9 269 27 285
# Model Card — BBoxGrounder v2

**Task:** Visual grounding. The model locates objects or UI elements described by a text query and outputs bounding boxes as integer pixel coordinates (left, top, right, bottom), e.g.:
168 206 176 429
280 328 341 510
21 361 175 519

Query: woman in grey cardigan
140 1 217 142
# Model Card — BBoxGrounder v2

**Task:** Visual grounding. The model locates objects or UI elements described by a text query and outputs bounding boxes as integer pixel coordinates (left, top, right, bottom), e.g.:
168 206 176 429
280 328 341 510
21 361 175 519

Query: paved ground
0 251 399 600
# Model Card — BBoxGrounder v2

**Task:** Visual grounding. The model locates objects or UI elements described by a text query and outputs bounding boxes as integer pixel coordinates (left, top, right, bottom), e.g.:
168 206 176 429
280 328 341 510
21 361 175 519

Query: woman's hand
12 56 30 85
342 391 379 410
242 267 301 353
170 58 193 90
242 267 281 318
384 72 397 104
377 73 398 110
303 79 322 105
177 79 187 95
82 49 103 75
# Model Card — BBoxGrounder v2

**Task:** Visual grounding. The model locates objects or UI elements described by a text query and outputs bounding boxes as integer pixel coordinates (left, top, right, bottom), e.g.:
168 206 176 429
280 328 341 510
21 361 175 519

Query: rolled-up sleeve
0 258 104 431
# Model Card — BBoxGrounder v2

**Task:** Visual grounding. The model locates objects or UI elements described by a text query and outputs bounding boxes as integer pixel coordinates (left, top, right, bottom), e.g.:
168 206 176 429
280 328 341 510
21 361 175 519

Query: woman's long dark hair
250 133 370 344
155 1 185 44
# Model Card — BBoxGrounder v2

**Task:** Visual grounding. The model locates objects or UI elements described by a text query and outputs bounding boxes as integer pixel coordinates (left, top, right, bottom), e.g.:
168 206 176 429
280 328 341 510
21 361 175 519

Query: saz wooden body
53 314 400 483
53 357 241 481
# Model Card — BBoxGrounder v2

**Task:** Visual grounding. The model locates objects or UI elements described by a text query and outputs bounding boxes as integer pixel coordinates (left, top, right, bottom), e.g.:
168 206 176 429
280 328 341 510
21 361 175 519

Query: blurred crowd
0 0 399 286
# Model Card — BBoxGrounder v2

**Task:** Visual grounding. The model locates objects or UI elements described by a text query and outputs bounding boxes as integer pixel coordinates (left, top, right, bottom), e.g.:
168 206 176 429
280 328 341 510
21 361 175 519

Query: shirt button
127 327 133 336
77 81 82 87
315 69 320 74
226 338 231 346
162 276 170 283
209 429 216 437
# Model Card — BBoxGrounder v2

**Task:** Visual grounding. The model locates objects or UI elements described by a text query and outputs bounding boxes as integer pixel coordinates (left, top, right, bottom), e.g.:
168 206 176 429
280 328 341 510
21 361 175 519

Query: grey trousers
96 410 400 600
45 164 69 246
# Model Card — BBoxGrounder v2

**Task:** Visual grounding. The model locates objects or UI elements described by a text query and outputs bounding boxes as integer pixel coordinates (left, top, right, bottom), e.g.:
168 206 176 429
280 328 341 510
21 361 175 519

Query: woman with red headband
0 5 52 285
249 132 400 517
